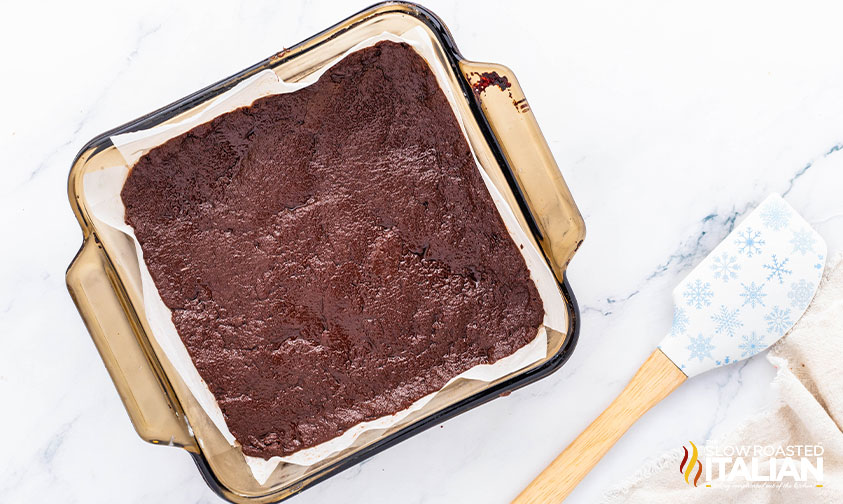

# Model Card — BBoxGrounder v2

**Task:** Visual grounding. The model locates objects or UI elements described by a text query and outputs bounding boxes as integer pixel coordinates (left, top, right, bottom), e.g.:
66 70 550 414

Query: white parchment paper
83 28 567 484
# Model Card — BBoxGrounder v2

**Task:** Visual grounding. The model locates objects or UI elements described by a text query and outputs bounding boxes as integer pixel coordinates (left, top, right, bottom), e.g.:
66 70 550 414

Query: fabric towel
602 254 843 503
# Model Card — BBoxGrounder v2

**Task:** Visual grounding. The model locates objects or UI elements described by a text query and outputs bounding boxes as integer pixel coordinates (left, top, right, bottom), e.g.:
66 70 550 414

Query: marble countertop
2 0 842 502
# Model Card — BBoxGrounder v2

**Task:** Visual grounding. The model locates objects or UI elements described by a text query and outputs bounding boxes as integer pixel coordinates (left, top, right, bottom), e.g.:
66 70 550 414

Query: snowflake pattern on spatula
739 281 766 309
711 306 742 337
661 194 826 377
735 227 764 257
763 255 792 284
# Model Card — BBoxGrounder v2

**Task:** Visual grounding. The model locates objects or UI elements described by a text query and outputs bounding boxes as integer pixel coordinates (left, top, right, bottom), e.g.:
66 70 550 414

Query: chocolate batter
122 41 544 459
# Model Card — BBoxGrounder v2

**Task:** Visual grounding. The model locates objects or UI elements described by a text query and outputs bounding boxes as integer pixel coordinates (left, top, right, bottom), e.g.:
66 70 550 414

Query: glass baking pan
65 2 585 502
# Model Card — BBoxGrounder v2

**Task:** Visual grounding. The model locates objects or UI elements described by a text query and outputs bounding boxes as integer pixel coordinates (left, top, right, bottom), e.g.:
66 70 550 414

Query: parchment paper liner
83 28 567 484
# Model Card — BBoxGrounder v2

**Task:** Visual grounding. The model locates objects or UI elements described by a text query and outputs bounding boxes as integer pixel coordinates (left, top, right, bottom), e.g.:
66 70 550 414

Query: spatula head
659 194 826 377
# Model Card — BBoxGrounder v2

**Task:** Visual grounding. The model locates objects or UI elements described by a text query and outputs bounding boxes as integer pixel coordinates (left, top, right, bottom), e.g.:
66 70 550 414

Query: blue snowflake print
711 305 743 337
787 279 814 308
715 356 732 366
760 199 791 230
711 252 740 283
789 228 816 255
765 306 792 335
763 254 792 284
739 332 766 358
687 333 715 362
735 227 764 257
683 279 714 309
670 307 690 337
739 281 767 309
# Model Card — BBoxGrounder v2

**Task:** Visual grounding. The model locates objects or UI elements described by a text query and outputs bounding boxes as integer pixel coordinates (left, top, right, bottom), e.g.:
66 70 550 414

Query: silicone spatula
512 194 827 504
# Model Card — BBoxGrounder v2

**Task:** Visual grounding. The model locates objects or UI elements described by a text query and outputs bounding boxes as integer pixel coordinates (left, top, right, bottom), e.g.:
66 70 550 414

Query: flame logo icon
679 441 703 487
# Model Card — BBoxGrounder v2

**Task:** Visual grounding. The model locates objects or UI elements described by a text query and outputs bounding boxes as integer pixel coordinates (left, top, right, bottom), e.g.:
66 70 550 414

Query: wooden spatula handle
512 349 687 504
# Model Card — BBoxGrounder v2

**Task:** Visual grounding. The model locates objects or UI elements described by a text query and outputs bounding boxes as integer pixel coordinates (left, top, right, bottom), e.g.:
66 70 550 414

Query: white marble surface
2 0 842 502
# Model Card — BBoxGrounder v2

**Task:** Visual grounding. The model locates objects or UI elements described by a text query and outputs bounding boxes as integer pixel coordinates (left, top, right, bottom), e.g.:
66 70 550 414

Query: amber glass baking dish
66 2 585 502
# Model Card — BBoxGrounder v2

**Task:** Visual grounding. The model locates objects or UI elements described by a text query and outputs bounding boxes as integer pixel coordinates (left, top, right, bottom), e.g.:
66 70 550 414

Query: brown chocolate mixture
122 41 544 458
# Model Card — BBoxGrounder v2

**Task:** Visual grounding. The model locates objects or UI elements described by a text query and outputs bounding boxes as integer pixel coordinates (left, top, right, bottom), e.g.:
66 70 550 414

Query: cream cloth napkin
602 254 843 503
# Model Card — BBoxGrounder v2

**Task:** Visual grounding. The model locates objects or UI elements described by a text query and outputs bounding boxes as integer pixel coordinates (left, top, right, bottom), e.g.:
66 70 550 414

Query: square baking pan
65 2 585 502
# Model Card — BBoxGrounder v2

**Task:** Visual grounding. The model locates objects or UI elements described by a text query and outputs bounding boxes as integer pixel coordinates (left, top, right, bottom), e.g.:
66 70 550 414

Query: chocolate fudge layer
122 41 544 459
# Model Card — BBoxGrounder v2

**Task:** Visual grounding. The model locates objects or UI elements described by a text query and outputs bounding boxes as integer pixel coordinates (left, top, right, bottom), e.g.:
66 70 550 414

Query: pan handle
66 236 197 451
460 61 585 279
